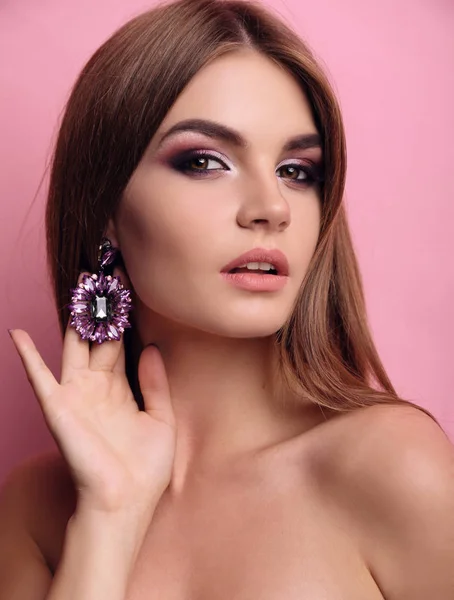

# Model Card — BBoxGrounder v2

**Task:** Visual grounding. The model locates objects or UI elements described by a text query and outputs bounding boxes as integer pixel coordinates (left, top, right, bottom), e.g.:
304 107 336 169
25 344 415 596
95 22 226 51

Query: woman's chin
195 317 287 340
138 301 290 339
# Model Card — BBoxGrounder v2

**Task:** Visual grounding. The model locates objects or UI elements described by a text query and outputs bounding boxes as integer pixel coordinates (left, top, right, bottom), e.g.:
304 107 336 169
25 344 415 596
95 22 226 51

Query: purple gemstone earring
68 238 132 344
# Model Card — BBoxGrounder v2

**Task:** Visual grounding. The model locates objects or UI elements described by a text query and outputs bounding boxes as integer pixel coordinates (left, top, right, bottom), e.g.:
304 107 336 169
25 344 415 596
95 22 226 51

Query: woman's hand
9 269 176 519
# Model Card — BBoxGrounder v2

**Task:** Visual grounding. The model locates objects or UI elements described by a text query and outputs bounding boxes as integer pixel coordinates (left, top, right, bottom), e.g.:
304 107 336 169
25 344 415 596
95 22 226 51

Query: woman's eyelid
276 156 315 168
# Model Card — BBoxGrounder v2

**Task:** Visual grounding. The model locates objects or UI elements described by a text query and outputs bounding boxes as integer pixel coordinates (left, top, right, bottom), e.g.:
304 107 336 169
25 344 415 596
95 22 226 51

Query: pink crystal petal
107 324 120 340
107 278 119 294
83 277 96 293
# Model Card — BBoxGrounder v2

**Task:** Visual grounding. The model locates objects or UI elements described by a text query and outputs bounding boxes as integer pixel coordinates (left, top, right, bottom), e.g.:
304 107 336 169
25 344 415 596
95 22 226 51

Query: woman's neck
135 310 324 492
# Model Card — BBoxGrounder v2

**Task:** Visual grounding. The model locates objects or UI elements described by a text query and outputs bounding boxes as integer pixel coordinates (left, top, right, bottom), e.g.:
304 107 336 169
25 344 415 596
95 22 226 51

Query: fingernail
7 329 13 338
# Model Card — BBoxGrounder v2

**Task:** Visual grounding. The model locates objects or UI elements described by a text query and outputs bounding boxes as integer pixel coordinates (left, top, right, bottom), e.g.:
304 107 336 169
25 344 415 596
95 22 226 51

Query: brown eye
276 162 321 187
170 150 228 175
190 157 209 170
278 165 307 181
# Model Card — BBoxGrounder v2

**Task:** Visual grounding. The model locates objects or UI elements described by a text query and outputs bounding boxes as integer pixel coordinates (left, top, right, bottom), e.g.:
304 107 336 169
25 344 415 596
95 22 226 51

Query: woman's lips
220 271 288 292
221 247 289 276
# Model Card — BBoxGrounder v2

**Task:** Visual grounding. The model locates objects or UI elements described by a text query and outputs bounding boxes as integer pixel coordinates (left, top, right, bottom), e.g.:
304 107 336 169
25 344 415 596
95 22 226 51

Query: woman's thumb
138 345 175 427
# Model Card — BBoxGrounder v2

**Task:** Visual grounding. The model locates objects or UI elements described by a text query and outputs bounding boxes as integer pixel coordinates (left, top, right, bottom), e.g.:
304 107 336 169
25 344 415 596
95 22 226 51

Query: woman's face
109 49 323 339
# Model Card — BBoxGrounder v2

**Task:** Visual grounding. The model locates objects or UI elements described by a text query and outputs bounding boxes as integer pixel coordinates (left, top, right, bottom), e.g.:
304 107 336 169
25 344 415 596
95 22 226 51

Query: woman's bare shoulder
342 403 450 475
315 403 451 496
2 450 77 573
313 402 449 476
307 402 452 537
317 403 454 597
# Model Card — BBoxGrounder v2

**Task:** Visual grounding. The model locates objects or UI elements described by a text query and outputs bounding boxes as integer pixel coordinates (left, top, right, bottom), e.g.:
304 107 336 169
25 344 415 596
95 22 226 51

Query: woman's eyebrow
156 118 322 152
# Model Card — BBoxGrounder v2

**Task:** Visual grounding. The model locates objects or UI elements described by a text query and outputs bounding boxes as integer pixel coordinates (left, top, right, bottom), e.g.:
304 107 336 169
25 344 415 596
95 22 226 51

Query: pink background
1 0 453 484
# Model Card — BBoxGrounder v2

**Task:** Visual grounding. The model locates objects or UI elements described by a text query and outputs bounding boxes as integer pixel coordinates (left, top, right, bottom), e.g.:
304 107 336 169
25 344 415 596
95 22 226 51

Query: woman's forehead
152 50 317 148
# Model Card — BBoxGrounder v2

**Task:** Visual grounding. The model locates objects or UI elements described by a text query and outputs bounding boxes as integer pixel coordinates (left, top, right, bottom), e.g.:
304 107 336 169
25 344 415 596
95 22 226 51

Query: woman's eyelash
169 149 226 175
168 149 323 185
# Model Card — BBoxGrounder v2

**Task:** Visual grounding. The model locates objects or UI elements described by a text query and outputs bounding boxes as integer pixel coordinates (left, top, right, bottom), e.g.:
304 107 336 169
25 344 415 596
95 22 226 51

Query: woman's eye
170 151 227 174
188 156 224 171
276 164 315 185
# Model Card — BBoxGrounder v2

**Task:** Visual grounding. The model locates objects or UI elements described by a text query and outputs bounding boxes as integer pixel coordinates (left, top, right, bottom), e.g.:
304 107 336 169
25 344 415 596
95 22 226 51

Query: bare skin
7 399 454 599
4 48 454 599
16 407 390 600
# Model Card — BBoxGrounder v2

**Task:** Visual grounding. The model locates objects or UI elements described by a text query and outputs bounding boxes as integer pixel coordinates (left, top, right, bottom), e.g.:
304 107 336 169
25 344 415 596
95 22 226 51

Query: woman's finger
89 337 123 372
9 329 59 410
112 338 126 374
61 272 91 383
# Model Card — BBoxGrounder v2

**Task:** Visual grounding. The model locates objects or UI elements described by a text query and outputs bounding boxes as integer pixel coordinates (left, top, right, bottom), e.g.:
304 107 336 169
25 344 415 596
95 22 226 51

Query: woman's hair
45 0 441 426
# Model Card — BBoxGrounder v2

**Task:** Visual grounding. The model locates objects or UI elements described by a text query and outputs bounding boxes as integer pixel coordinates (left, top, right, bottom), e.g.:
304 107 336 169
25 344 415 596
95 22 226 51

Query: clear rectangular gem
94 296 108 321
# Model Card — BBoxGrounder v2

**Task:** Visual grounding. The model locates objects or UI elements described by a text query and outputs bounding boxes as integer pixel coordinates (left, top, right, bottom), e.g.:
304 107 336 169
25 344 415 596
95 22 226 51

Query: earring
68 237 132 344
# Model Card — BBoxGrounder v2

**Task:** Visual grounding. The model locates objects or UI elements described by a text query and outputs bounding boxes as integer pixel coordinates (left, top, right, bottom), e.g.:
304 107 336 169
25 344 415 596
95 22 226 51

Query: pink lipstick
220 248 289 292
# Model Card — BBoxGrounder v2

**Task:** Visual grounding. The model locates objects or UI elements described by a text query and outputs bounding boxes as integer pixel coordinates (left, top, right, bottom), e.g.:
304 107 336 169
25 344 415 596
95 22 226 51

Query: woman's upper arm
0 464 53 600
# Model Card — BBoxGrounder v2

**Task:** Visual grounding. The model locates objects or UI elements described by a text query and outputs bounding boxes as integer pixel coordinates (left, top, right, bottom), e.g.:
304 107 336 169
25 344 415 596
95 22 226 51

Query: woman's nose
236 172 291 233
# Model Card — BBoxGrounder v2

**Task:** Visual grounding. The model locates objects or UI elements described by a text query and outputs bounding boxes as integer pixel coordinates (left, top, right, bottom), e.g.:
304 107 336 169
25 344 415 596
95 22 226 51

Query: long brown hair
45 0 441 427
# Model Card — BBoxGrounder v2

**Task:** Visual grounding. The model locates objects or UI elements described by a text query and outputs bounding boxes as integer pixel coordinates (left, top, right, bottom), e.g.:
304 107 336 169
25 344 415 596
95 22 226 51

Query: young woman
1 0 453 598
